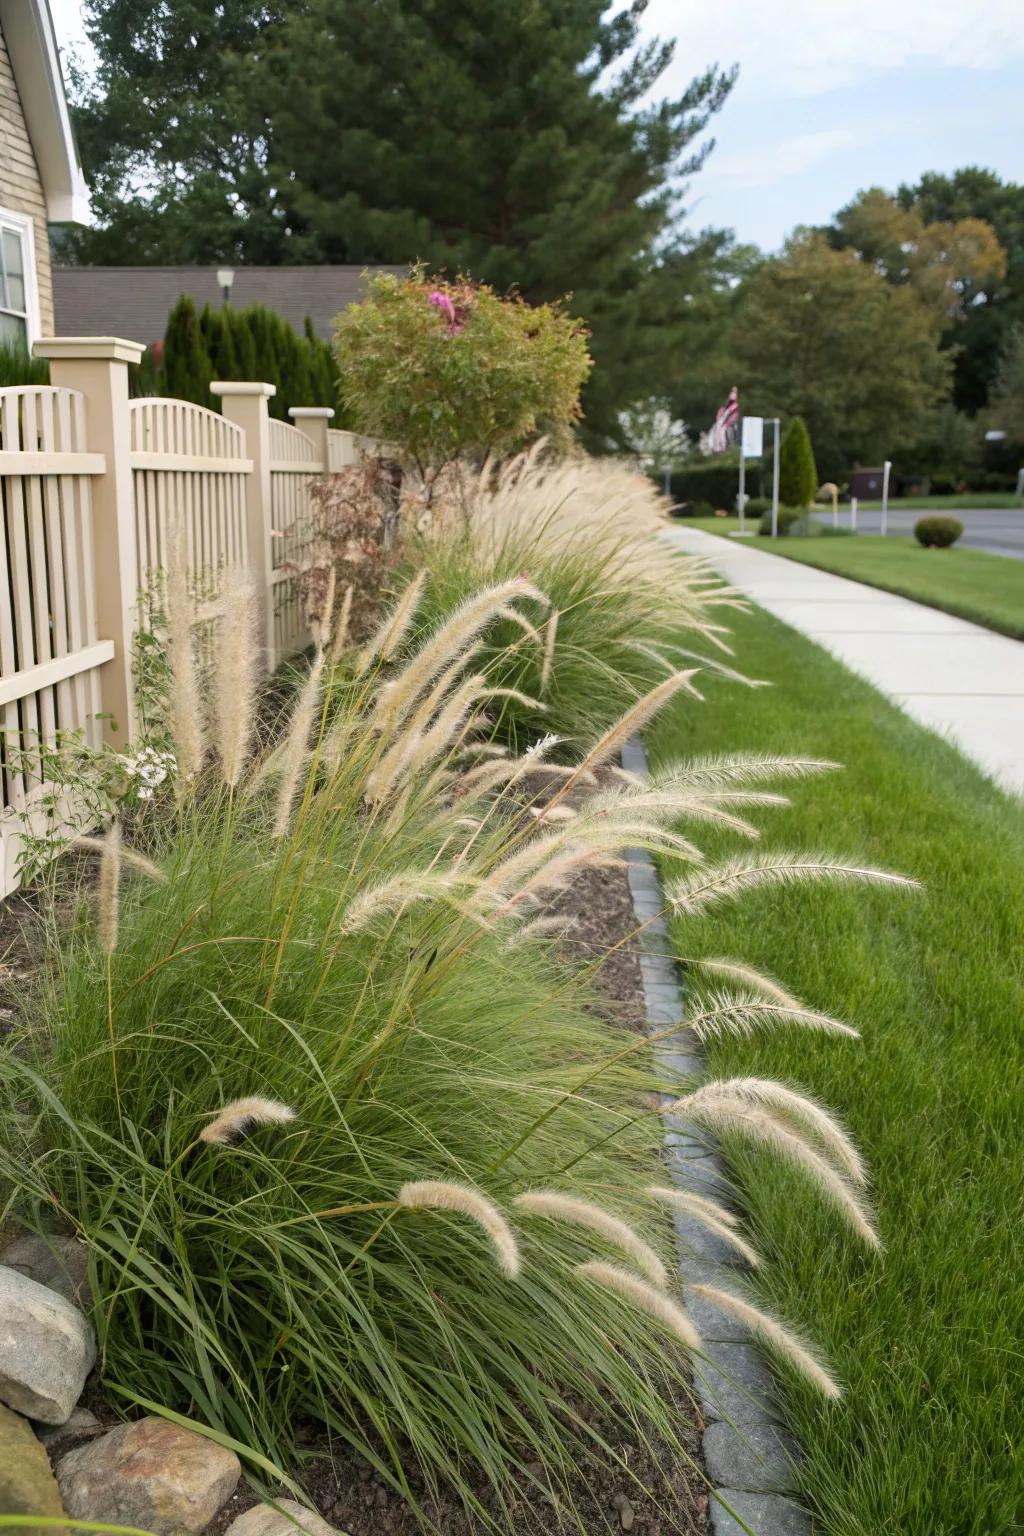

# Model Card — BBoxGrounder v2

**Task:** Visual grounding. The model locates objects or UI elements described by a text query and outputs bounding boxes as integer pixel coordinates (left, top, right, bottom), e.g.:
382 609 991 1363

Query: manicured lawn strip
650 605 1024 1536
764 535 1024 641
856 493 1022 510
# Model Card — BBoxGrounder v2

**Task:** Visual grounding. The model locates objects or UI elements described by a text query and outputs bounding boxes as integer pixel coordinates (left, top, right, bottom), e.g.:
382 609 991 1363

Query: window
0 212 38 351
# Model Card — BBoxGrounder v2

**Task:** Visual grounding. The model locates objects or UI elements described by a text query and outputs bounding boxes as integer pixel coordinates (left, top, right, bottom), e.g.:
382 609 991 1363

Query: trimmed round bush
744 496 771 516
758 505 805 537
914 514 964 548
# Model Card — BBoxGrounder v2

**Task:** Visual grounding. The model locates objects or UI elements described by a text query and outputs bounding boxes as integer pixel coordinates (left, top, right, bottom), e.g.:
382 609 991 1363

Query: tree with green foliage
989 325 1024 447
334 269 591 470
66 0 734 441
64 1 299 265
778 417 818 507
732 234 952 478
267 0 733 442
827 169 1024 415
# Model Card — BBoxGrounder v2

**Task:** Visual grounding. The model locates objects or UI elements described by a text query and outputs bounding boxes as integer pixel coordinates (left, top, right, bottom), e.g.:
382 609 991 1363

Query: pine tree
66 0 734 438
778 417 819 507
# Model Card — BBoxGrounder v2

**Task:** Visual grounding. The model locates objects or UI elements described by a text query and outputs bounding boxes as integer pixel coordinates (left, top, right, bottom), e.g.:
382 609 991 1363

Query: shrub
778 417 819 508
400 456 748 750
161 296 338 419
928 470 957 496
668 455 743 510
914 514 964 548
744 496 771 516
0 572 868 1516
333 268 591 471
758 505 806 536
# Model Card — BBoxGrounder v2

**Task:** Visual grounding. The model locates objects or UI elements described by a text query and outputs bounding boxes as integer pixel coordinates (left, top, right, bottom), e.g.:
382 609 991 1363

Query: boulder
1 1233 89 1308
0 1265 96 1424
57 1416 241 1536
0 1400 69 1534
225 1500 341 1536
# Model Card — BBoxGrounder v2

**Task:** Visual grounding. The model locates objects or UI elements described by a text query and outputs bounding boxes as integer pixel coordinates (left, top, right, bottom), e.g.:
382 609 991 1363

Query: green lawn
764 536 1024 641
856 493 1021 511
650 606 1024 1536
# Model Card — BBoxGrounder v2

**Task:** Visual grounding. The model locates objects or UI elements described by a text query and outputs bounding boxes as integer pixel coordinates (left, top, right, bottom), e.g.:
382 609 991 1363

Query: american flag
707 386 739 453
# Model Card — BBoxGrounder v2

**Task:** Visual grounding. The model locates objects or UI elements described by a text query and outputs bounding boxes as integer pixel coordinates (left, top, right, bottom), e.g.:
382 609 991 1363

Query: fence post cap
210 381 277 399
33 336 146 364
288 406 335 420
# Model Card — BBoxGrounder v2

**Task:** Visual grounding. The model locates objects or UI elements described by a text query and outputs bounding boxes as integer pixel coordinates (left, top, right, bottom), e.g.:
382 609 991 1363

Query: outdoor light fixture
217 267 235 305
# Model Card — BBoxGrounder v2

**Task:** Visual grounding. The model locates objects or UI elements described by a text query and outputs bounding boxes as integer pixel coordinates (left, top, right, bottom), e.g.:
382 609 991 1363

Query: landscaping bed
0 842 710 1536
650 603 1024 1535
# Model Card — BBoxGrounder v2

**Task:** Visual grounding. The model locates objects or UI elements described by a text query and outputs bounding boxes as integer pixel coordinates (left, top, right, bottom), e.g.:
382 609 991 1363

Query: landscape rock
0 1400 69 1534
37 1405 104 1455
224 1498 343 1536
1 1232 89 1308
57 1416 241 1536
0 1264 96 1424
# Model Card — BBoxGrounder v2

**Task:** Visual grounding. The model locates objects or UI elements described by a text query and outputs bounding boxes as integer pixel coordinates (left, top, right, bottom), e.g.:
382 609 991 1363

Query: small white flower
525 732 562 759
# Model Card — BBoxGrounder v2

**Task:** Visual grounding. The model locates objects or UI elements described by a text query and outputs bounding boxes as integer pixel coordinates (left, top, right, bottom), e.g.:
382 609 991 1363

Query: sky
48 0 1024 254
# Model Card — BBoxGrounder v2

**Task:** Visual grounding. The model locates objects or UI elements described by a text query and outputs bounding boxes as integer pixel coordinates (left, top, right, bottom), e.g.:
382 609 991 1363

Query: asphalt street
814 506 1024 559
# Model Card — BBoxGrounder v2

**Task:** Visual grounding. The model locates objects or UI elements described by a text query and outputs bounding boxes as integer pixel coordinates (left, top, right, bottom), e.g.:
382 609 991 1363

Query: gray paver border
621 735 811 1536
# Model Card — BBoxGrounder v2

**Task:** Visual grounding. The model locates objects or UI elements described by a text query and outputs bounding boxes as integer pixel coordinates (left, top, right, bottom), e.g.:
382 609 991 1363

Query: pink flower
428 290 456 323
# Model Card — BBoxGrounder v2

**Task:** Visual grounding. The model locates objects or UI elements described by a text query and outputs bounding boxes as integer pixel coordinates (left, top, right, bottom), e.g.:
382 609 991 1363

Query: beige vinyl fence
0 338 364 901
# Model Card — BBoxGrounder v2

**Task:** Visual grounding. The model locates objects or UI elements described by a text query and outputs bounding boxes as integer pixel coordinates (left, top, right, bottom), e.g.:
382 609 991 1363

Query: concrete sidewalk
668 526 1024 797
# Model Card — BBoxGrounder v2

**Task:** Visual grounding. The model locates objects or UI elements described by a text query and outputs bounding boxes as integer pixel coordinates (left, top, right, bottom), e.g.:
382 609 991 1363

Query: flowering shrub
333 267 592 470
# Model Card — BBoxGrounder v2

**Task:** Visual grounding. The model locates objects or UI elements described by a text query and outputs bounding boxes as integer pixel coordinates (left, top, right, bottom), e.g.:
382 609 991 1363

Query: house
0 0 88 347
53 265 406 349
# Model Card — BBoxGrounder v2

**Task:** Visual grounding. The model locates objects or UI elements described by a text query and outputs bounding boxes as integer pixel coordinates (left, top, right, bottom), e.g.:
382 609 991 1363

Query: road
813 506 1024 559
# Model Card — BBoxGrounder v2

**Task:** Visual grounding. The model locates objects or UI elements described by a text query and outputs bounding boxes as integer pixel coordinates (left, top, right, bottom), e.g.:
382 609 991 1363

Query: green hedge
161 296 339 420
667 456 751 510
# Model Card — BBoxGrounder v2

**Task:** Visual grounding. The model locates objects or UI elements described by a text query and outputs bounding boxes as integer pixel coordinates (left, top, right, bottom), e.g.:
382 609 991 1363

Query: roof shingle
52 264 405 345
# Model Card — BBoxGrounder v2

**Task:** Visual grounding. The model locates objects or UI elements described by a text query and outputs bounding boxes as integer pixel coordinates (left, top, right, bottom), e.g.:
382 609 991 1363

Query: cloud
711 129 857 188
646 0 1024 97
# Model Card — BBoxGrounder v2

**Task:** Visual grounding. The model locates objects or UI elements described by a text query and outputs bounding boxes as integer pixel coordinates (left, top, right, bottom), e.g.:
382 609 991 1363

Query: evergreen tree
66 0 734 438
162 297 211 406
777 417 819 507
265 0 733 439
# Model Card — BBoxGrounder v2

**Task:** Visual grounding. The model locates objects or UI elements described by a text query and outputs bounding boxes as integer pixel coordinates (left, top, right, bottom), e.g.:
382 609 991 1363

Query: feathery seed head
576 1261 701 1351
397 1179 520 1278
647 1186 761 1268
96 822 122 955
513 1190 667 1287
200 1096 297 1146
215 573 259 788
688 1284 842 1399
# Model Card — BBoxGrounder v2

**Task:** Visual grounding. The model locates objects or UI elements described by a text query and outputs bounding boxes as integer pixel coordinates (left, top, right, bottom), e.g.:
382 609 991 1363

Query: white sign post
770 419 781 538
736 416 764 536
880 460 892 536
851 496 858 533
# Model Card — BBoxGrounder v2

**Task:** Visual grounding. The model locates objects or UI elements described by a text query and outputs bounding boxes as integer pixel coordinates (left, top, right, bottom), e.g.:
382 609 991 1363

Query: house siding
0 17 54 334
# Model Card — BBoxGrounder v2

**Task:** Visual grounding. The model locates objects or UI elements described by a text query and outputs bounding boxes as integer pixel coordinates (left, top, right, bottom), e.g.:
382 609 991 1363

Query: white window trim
0 207 42 348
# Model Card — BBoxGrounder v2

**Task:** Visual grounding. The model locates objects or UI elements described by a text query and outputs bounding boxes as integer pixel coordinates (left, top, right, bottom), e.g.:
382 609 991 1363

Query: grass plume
689 1283 842 1399
398 1180 520 1278
513 1191 667 1286
199 1096 297 1146
576 1262 701 1351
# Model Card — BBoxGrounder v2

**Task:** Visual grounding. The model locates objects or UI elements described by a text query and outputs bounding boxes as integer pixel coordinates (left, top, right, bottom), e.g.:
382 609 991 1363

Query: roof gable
0 0 89 223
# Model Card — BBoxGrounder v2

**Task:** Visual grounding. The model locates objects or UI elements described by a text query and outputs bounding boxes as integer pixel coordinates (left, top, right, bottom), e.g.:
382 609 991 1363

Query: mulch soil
2 822 709 1536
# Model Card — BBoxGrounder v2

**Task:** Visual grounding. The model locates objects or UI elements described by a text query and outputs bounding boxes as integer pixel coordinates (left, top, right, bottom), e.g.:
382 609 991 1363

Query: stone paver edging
622 736 810 1536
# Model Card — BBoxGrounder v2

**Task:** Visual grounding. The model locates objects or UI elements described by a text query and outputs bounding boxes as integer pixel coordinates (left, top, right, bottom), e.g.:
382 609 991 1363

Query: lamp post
217 267 235 307
769 418 781 538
